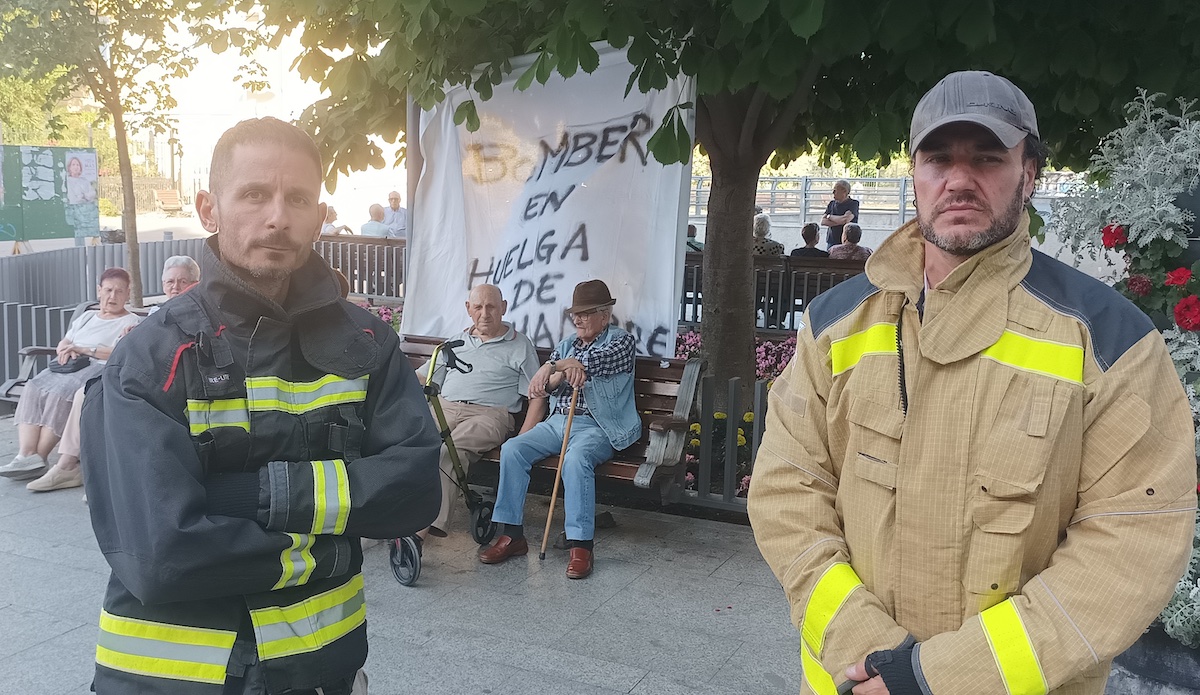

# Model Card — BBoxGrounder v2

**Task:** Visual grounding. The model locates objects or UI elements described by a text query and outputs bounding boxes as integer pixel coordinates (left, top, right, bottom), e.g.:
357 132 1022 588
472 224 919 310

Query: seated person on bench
416 284 542 539
479 280 639 580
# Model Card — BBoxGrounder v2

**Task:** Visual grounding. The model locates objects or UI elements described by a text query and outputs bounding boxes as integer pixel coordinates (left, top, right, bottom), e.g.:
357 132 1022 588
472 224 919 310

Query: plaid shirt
549 328 636 416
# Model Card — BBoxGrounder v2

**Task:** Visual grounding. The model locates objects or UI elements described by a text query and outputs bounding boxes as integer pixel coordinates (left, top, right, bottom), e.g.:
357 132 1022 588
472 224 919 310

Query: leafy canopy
258 0 1200 184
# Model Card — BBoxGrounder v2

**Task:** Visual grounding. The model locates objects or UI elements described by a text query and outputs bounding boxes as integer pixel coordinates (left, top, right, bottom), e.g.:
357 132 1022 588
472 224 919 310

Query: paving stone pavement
0 415 800 695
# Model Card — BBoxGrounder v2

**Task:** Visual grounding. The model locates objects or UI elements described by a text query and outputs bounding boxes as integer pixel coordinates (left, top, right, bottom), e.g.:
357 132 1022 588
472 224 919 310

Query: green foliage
256 1 1200 185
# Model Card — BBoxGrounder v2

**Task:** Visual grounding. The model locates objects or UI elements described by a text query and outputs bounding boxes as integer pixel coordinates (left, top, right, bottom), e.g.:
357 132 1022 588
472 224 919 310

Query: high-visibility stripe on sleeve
273 533 317 590
830 323 897 376
979 599 1048 695
980 330 1084 385
250 573 366 660
186 398 250 435
311 459 351 535
246 374 368 415
800 641 839 695
96 610 236 685
801 562 864 655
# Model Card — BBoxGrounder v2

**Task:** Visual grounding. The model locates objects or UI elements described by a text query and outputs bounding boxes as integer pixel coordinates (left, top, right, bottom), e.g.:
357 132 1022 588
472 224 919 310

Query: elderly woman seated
0 267 141 483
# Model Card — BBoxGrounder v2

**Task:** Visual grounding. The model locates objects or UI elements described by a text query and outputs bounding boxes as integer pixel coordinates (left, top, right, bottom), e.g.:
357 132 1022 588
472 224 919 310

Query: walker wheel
389 536 422 586
470 500 497 545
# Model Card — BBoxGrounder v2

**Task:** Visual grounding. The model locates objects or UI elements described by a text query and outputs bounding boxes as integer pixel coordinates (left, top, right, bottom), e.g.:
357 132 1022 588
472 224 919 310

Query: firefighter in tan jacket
749 71 1198 695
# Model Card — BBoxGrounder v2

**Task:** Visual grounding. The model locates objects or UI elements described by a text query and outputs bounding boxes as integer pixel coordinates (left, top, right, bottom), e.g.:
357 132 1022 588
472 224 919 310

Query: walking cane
539 387 580 560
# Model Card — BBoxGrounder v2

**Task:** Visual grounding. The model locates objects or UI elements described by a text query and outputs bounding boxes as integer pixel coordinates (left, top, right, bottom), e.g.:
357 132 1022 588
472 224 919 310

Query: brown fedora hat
569 279 617 314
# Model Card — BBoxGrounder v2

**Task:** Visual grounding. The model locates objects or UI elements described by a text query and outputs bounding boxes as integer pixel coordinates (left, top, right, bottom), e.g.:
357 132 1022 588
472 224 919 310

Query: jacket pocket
844 396 903 593
964 376 1071 598
847 395 904 467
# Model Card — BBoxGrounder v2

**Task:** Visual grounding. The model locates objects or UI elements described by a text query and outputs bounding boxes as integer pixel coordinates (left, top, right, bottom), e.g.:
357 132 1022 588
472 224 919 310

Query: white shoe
0 454 48 480
26 464 83 492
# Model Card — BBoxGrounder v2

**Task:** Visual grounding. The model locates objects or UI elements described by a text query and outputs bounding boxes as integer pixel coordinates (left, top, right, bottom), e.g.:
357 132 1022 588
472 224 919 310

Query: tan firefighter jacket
748 216 1197 695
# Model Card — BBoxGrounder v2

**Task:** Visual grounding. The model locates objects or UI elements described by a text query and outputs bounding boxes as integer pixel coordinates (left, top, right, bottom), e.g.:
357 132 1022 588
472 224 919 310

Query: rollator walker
389 339 499 586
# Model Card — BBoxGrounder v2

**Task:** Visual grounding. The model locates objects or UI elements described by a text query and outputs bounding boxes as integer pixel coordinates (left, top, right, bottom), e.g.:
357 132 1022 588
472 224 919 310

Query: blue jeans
492 414 614 541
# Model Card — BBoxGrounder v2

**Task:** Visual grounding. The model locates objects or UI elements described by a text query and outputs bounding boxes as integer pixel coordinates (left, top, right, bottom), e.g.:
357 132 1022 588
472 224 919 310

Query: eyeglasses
388 197 401 202
570 308 603 320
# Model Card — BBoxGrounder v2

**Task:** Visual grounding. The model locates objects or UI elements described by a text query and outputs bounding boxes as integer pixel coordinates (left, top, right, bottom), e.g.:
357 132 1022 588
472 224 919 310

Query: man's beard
918 176 1026 257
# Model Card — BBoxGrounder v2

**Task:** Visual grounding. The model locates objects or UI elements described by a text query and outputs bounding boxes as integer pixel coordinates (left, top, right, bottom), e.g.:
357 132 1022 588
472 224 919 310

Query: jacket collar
199 235 343 325
866 213 1033 365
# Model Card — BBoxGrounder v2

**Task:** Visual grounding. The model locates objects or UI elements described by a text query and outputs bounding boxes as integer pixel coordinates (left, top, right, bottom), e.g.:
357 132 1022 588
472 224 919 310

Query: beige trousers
58 386 87 458
429 400 513 532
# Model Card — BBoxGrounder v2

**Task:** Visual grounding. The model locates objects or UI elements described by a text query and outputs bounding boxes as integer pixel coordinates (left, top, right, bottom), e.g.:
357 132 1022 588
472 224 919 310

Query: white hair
163 255 200 282
753 213 771 238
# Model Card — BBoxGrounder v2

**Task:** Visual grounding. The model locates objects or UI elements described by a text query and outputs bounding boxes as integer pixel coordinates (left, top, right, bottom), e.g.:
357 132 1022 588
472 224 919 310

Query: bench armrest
649 417 690 433
18 346 56 357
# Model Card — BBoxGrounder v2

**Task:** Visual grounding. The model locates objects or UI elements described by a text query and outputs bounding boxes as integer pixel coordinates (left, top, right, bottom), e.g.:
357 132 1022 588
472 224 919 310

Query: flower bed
1050 91 1200 649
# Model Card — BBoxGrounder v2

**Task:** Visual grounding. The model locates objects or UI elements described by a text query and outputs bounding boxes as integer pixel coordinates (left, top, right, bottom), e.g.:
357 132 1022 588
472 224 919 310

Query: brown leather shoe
566 547 593 579
478 535 528 564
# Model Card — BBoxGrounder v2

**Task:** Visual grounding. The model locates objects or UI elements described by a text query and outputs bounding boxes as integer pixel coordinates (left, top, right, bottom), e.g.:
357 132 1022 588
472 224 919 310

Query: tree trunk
700 164 759 409
111 103 142 307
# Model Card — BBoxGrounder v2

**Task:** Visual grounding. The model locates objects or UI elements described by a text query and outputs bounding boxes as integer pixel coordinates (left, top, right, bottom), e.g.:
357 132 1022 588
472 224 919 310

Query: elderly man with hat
479 279 639 579
749 71 1196 695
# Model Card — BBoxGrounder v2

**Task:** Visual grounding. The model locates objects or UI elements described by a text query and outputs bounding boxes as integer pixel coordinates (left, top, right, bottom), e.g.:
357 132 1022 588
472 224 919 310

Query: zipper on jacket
896 310 909 416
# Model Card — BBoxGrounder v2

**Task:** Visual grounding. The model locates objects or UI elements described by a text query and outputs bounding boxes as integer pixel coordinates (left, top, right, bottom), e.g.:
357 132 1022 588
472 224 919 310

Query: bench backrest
154 189 183 211
400 334 701 470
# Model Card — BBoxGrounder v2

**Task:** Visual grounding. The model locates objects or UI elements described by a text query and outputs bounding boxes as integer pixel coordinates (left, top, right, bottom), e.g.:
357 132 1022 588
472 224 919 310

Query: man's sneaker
0 454 47 480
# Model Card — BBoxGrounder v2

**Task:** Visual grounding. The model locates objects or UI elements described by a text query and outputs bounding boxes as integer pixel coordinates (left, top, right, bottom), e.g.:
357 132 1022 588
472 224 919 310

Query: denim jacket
553 327 641 450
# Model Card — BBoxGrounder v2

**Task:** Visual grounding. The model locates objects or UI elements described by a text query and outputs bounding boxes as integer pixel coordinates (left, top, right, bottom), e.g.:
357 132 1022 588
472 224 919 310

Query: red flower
1101 223 1128 248
1126 274 1153 297
1166 268 1193 287
1174 295 1200 330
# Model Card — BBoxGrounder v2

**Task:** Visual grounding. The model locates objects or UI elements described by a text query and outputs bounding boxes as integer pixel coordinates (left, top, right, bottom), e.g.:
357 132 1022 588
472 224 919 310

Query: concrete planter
1107 624 1200 694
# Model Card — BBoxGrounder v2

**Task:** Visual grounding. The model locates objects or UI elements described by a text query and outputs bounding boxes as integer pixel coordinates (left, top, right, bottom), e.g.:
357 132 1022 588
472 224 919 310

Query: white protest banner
401 42 693 358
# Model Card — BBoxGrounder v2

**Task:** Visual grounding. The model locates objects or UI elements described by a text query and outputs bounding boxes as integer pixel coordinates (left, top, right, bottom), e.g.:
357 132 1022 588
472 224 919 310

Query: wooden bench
154 189 184 215
400 335 702 503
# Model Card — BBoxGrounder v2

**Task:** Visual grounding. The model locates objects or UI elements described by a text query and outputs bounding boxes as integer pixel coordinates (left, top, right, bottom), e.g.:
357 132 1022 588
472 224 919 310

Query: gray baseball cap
909 71 1039 153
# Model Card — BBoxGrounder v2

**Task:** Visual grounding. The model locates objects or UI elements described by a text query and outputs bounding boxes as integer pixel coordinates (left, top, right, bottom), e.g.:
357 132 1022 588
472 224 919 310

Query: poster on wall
402 43 694 358
63 150 100 238
4 145 101 241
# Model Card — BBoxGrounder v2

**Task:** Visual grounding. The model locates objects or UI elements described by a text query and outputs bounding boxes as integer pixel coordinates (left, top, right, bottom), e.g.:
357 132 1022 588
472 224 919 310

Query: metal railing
679 252 866 334
0 237 405 310
0 237 406 386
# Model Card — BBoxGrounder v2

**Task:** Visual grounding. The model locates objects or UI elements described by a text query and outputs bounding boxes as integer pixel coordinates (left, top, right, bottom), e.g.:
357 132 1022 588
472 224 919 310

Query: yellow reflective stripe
250 574 366 660
981 330 1084 385
273 533 317 590
800 641 839 695
96 610 235 685
186 398 250 435
245 374 368 415
830 323 897 376
311 459 351 535
801 562 863 654
980 600 1048 695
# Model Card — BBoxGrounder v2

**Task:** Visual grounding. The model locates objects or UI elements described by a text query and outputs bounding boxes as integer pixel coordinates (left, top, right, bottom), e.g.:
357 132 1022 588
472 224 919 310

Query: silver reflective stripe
245 375 368 415
251 574 367 659
273 533 316 590
254 586 365 647
186 398 250 435
311 460 351 535
96 610 235 685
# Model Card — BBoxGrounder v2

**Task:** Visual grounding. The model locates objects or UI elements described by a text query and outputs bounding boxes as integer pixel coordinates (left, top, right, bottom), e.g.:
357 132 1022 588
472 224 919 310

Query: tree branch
703 92 744 163
696 96 721 164
737 87 768 161
756 59 822 162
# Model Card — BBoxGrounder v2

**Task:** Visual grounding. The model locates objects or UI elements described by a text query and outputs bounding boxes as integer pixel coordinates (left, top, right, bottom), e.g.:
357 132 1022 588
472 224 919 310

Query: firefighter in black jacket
81 118 441 695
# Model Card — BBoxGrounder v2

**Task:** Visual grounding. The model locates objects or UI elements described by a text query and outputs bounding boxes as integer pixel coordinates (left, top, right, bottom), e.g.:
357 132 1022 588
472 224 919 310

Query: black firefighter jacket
81 236 441 694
